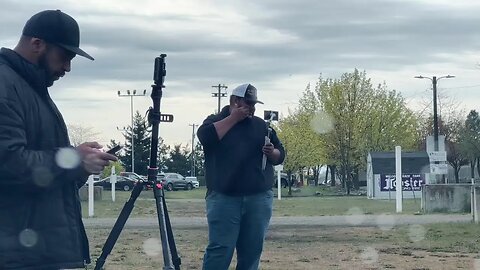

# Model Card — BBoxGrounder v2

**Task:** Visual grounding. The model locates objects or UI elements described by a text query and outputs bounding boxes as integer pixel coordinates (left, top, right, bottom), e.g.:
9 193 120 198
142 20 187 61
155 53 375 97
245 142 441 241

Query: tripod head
154 54 167 86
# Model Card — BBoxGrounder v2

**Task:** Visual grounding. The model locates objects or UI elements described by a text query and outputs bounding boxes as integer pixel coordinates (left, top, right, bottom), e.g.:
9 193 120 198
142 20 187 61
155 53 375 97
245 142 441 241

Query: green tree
119 111 151 175
192 141 205 176
101 139 125 178
157 137 170 173
459 110 480 179
313 70 419 192
164 144 191 176
440 112 469 183
282 70 419 193
101 161 125 179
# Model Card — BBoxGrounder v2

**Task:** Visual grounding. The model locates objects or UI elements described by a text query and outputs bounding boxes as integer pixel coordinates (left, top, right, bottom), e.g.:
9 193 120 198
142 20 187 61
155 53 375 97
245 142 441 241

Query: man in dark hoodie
197 83 285 270
0 10 117 270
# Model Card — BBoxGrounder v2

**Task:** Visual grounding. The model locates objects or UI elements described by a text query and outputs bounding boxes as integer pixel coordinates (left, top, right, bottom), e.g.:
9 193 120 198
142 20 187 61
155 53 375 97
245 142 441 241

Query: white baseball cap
231 83 264 104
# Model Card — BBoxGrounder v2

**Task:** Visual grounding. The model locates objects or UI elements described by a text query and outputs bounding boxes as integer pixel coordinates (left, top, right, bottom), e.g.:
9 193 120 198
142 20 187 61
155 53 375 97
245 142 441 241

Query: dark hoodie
197 105 285 196
0 48 90 270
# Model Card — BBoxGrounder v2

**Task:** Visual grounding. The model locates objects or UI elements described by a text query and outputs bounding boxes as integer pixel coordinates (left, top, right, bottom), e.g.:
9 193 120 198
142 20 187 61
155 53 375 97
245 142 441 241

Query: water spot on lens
310 111 334 134
376 213 396 231
143 238 161 256
360 246 378 264
32 166 54 187
19 229 38 248
345 207 366 225
55 148 81 169
408 224 426 242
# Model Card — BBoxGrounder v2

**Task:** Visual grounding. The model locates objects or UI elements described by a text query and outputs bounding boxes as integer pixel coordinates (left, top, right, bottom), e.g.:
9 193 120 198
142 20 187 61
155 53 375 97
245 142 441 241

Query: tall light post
189 124 198 176
117 89 147 173
415 75 454 183
414 75 455 152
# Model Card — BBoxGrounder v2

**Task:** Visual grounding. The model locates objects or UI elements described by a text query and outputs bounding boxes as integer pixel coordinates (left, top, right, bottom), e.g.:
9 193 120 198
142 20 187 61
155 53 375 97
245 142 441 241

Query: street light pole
432 76 439 151
189 124 198 176
415 75 455 152
117 89 147 173
415 75 455 183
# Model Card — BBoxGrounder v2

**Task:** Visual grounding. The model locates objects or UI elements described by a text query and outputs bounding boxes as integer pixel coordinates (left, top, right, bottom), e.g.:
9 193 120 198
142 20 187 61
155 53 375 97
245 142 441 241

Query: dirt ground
85 226 480 270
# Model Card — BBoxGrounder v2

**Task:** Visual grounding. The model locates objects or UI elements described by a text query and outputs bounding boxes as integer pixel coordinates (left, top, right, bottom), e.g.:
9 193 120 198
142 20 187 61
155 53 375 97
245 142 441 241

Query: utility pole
211 84 228 113
117 89 147 173
189 124 198 176
415 75 455 183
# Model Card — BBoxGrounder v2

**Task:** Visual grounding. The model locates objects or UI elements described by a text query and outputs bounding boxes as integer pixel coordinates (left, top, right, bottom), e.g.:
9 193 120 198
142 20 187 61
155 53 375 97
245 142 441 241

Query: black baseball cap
22 10 94 60
231 83 264 104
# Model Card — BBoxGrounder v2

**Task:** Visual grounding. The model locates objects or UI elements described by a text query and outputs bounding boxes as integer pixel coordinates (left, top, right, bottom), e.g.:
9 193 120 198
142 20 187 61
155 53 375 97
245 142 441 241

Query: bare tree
67 124 100 147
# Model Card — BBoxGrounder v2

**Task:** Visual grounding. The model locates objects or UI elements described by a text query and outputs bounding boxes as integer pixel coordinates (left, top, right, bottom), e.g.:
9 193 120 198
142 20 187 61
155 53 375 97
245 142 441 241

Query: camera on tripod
95 54 180 270
154 54 167 85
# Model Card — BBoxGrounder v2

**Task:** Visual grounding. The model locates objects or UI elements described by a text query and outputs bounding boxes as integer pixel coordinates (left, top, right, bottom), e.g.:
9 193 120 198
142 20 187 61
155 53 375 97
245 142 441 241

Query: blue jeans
202 190 273 270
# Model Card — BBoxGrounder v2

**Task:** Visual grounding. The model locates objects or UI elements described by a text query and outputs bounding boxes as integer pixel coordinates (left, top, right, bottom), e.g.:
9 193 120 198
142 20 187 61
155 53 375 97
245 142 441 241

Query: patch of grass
82 188 423 218
81 188 206 218
273 196 422 216
275 185 344 197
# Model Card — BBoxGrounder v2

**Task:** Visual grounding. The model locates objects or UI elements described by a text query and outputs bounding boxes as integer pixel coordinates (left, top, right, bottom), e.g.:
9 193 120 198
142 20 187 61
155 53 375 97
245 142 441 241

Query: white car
185 177 200 189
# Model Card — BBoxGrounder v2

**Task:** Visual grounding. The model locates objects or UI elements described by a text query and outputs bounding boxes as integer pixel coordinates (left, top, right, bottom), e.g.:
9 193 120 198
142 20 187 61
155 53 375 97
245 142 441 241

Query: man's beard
38 52 55 87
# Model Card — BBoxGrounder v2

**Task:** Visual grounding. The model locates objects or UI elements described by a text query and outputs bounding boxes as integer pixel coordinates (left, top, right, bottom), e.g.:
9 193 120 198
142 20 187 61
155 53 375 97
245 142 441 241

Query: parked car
185 176 200 189
273 172 293 188
157 173 196 191
120 172 146 182
94 175 137 191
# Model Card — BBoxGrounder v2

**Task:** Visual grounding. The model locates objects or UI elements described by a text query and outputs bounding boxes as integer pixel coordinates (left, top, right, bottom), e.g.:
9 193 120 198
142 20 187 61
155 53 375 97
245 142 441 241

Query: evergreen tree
164 144 191 176
119 111 151 175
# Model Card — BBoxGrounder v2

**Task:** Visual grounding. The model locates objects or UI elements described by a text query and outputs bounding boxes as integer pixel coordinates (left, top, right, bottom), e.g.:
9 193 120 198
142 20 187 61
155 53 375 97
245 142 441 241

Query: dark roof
368 151 430 174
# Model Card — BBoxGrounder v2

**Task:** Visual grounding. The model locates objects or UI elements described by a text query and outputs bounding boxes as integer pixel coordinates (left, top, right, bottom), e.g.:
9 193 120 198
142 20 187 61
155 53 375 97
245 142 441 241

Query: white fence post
111 166 116 202
88 175 94 217
395 146 403 213
275 165 283 200
473 179 478 224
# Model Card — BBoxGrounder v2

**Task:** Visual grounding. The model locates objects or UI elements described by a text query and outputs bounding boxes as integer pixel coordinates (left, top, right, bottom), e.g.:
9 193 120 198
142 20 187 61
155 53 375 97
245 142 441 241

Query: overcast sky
1 0 480 148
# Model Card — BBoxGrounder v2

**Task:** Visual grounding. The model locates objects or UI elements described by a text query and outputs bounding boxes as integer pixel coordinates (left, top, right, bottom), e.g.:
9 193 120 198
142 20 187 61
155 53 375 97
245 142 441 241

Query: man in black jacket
0 10 117 270
197 83 285 270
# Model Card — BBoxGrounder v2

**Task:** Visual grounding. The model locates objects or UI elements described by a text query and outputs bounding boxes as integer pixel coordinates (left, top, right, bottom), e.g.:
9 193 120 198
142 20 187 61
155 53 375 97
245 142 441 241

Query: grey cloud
2 0 480 97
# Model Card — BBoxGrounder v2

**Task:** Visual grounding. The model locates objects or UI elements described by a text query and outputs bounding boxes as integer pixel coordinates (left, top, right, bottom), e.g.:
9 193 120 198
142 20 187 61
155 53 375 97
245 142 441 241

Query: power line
211 84 228 113
442 84 480 90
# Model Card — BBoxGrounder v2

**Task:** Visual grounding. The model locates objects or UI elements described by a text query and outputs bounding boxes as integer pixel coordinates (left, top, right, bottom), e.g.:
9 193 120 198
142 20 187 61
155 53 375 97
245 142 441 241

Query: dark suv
157 173 194 191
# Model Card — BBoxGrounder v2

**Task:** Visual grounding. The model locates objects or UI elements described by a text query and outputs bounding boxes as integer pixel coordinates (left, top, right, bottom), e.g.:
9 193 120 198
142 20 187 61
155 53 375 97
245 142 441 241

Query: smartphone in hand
106 145 122 155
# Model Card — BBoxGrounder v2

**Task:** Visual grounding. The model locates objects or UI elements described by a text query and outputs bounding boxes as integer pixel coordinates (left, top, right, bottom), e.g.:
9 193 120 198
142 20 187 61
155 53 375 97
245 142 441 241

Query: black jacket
0 48 90 270
197 105 285 196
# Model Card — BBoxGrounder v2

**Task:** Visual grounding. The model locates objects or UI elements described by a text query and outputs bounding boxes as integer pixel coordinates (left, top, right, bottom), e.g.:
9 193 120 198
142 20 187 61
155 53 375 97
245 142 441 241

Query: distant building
367 151 430 199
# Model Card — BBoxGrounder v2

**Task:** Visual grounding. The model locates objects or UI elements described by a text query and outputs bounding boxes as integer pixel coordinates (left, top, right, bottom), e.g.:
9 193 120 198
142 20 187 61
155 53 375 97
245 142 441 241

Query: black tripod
94 54 181 270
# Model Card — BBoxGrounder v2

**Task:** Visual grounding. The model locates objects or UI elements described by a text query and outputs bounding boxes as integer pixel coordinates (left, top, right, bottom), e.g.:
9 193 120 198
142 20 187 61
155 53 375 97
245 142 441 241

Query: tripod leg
94 183 144 270
162 190 181 270
152 186 176 270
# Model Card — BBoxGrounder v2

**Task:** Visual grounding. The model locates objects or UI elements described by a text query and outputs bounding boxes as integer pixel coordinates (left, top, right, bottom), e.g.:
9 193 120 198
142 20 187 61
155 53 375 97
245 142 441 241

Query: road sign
430 163 448 175
428 151 447 162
